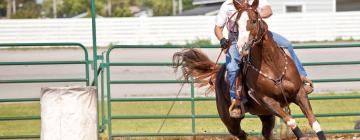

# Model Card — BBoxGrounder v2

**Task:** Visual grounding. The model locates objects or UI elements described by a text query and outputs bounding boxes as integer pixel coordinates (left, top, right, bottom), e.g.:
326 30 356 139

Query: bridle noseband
231 7 267 51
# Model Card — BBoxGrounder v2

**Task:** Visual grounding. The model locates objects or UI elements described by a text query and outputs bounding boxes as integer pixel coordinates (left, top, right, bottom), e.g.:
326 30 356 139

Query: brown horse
172 0 326 140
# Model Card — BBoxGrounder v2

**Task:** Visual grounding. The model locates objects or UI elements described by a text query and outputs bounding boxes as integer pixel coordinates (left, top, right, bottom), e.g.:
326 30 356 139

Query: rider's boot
301 76 314 94
229 77 245 118
229 99 242 118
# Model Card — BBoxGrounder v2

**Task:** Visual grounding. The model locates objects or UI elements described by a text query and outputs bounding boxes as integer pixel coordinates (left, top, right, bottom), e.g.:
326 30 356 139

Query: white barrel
40 86 97 140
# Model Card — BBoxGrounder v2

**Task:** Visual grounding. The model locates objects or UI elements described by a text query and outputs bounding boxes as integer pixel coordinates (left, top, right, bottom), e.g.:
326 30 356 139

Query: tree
10 0 41 19
6 0 11 18
61 0 89 17
110 0 133 17
182 0 195 11
0 0 6 17
113 7 132 17
42 0 105 18
144 0 172 16
43 0 86 18
89 0 106 17
42 0 55 18
141 0 194 16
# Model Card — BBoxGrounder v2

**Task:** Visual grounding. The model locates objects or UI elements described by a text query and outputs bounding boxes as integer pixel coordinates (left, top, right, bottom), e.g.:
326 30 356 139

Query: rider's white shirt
215 0 270 32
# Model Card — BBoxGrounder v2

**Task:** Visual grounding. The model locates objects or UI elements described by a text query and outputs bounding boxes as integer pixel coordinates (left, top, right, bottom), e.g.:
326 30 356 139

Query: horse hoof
316 131 326 140
299 137 309 140
236 130 247 140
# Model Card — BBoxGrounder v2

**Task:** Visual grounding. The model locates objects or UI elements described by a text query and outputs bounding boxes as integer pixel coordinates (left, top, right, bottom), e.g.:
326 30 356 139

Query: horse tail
173 48 245 138
172 48 220 92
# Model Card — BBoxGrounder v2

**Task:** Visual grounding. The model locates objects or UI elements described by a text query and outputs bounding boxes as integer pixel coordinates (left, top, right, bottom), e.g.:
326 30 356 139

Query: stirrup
229 99 244 118
301 76 314 94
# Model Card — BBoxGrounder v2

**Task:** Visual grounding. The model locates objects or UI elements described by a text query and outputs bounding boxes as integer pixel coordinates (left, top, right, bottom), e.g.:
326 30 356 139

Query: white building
184 0 360 15
270 0 335 13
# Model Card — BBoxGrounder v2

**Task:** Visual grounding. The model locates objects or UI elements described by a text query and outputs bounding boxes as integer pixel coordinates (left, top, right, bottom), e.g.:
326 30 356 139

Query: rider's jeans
226 32 241 100
225 32 307 100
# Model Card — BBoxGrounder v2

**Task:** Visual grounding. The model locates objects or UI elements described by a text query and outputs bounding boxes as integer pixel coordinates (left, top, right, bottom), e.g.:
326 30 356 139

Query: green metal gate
0 43 91 139
2 43 360 139
0 0 101 138
104 44 360 139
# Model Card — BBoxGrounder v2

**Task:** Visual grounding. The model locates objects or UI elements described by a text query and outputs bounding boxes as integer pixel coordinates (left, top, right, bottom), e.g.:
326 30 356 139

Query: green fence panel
0 42 90 139
105 44 360 139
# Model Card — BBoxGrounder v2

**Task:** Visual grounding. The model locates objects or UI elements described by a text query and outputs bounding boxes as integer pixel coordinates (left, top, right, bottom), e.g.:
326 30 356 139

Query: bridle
232 5 288 85
229 5 268 52
232 1 291 111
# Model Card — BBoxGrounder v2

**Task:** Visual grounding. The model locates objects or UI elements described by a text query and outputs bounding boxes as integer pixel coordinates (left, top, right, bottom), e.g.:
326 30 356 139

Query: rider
214 0 313 117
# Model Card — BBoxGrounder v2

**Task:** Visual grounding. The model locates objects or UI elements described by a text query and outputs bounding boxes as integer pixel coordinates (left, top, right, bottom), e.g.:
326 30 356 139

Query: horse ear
233 0 246 10
233 0 240 10
251 0 259 9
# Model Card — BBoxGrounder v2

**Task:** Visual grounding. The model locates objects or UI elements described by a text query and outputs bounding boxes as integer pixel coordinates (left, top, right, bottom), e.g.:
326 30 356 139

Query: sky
36 0 43 4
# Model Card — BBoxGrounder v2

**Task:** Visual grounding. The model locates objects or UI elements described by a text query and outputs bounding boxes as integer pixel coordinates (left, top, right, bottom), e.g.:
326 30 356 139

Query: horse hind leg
259 115 275 140
295 88 326 140
215 65 247 140
261 96 307 139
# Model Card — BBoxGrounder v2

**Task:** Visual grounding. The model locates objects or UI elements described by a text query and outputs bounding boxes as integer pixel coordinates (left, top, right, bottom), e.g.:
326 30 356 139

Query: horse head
232 0 268 56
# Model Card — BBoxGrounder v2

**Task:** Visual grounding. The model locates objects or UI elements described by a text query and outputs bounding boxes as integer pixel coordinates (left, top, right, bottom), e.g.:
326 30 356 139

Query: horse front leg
261 96 308 139
259 115 275 140
295 88 326 140
235 127 247 140
224 119 247 140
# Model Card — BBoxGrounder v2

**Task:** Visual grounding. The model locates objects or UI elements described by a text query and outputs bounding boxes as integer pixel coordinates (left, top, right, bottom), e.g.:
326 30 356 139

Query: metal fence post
100 52 106 132
106 48 113 140
90 0 100 139
191 77 196 138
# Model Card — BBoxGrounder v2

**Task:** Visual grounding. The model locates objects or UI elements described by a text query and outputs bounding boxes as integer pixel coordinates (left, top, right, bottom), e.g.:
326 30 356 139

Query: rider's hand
220 38 229 49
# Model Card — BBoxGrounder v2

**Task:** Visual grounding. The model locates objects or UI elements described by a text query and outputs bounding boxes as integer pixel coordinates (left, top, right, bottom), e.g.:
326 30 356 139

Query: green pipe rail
105 44 360 139
0 43 90 139
90 0 101 138
0 43 90 86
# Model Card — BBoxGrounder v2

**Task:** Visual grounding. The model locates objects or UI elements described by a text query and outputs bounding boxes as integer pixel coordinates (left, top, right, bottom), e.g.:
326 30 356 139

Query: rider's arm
259 5 272 18
215 26 225 40
215 2 228 41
